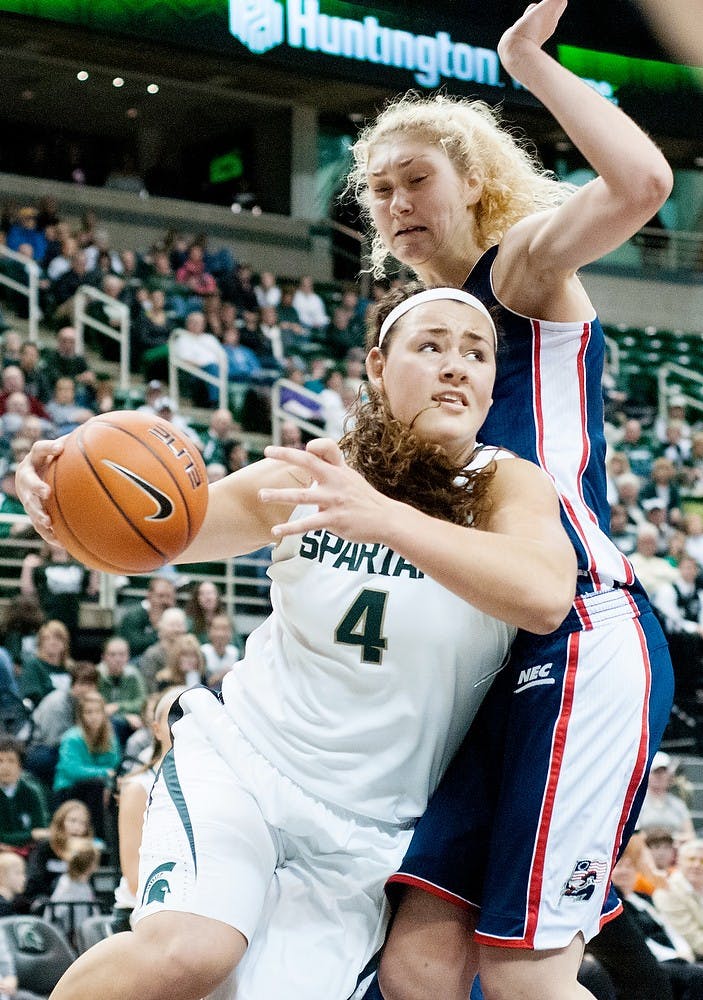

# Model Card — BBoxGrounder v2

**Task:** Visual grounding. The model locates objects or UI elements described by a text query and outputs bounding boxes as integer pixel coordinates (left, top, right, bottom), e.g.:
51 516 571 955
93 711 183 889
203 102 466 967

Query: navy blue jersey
467 246 633 589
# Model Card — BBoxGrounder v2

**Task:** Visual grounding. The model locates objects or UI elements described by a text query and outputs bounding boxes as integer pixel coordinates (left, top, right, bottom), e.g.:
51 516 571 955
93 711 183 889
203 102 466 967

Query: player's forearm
382 504 575 633
500 41 672 210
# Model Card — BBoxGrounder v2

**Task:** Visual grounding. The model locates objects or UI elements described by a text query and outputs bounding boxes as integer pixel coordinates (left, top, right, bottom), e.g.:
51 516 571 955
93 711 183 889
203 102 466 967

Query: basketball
43 410 209 574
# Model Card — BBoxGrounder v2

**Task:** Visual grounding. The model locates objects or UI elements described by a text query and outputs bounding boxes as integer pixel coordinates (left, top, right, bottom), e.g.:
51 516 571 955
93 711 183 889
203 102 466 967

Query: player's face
368 300 495 465
366 136 479 279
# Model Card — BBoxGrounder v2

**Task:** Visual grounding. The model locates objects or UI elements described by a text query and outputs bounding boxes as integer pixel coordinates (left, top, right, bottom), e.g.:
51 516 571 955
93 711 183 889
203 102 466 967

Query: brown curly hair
340 283 497 526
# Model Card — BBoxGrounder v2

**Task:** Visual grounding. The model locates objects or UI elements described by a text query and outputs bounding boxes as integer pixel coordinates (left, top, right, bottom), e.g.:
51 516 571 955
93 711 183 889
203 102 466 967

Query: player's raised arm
495 0 673 274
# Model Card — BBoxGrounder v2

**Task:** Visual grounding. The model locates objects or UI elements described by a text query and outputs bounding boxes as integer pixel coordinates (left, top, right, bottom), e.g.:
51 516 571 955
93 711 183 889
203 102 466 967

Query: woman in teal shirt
54 691 120 841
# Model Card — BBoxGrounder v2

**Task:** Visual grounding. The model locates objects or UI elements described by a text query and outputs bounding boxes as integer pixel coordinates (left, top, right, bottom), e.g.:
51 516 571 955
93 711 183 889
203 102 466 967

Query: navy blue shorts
388 585 673 949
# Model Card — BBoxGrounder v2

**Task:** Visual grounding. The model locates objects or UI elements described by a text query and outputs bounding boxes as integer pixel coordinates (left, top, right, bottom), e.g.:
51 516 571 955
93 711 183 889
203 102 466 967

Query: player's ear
366 347 385 392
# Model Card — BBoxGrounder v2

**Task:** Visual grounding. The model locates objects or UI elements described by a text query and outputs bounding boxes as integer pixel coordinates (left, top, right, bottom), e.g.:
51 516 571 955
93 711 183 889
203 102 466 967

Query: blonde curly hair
346 91 574 278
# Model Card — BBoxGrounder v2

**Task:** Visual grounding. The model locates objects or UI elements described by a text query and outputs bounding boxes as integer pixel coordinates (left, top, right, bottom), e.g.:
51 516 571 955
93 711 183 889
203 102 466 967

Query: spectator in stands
655 396 692 447
84 248 118 291
653 838 703 960
318 367 348 440
0 852 27 916
42 326 95 407
652 554 703 714
223 439 248 475
684 512 703 567
259 305 284 364
630 524 680 599
643 499 675 556
50 250 90 322
637 751 696 843
607 839 703 998
144 249 191 320
117 576 176 659
19 620 73 710
17 343 51 405
237 310 279 369
221 262 258 314
97 637 147 748
53 692 120 840
642 828 678 890
0 243 38 319
85 274 130 362
641 457 683 522
616 471 646 527
138 607 188 692
277 286 308 349
6 207 47 264
344 346 367 396
46 233 79 284
0 595 43 670
45 378 93 435
254 271 281 310
24 799 95 905
279 359 324 427
112 686 185 932
292 275 328 334
662 421 692 472
20 542 95 641
611 502 640 557
682 433 703 499
152 396 202 448
279 420 304 450
154 634 205 690
45 835 100 942
0 332 22 369
170 310 222 406
25 663 99 790
221 326 262 383
0 368 49 420
175 244 220 335
200 614 240 689
201 408 237 467
132 288 173 379
618 418 656 481
184 581 225 644
0 736 49 855
0 466 30 540
325 304 364 360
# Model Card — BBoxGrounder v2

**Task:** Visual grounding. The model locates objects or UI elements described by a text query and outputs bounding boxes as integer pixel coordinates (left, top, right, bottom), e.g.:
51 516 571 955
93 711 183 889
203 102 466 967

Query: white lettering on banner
228 0 501 88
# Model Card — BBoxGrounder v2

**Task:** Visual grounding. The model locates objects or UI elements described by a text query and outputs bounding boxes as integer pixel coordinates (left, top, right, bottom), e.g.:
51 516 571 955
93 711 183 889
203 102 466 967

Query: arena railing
0 247 41 342
0 515 271 638
74 286 131 392
657 362 703 425
167 329 228 411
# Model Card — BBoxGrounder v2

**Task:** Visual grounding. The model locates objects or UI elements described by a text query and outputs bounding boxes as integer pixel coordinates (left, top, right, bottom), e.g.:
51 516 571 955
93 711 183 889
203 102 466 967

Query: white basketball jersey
223 469 515 825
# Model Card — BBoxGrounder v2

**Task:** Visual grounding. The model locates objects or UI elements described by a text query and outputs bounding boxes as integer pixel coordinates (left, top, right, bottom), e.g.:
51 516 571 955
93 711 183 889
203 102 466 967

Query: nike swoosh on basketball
102 460 174 521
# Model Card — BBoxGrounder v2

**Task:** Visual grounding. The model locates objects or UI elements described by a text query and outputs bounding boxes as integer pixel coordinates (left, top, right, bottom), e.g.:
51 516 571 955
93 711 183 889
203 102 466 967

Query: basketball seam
76 425 171 563
93 417 198 541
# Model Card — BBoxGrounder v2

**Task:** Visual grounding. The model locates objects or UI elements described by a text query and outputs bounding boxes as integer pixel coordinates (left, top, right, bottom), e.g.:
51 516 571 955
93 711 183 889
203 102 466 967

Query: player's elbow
637 161 674 215
522 568 576 635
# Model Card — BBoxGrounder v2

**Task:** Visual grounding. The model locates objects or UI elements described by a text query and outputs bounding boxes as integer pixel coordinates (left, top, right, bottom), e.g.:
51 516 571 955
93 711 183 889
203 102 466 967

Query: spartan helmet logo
228 0 285 54
141 861 177 906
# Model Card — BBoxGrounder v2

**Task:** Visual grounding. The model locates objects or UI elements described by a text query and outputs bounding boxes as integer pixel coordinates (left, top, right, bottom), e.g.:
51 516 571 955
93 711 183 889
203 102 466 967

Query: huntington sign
228 0 501 88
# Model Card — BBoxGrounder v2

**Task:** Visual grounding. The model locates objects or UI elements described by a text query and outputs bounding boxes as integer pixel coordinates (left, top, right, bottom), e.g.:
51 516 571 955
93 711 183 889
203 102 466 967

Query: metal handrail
0 247 41 342
168 328 228 410
74 285 131 391
657 362 703 422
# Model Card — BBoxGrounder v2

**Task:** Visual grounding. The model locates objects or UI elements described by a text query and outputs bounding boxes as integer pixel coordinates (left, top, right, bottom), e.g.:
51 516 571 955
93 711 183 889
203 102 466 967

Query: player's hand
16 438 65 543
260 438 397 544
498 0 567 74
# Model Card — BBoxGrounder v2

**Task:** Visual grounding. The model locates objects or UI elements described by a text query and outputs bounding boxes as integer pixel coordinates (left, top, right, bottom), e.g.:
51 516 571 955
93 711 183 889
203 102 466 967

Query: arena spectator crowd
3 196 703 995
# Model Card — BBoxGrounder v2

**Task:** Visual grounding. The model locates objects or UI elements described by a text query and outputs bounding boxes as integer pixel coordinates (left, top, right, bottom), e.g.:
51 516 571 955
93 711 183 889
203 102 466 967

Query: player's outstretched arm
261 440 576 634
496 0 673 274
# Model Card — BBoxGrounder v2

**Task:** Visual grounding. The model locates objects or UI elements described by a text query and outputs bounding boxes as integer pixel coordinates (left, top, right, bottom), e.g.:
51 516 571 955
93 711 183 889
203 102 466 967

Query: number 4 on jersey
335 588 389 664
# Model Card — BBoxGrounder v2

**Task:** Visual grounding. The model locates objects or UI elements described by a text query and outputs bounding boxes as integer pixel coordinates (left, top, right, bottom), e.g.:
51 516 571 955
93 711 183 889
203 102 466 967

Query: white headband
378 287 497 350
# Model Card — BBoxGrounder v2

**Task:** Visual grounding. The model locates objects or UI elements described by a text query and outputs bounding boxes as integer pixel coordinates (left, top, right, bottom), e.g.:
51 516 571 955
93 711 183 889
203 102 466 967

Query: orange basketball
43 410 209 574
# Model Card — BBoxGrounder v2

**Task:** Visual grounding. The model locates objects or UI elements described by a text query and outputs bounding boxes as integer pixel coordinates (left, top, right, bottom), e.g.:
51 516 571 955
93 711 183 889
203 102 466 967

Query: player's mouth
433 391 468 409
395 225 427 237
